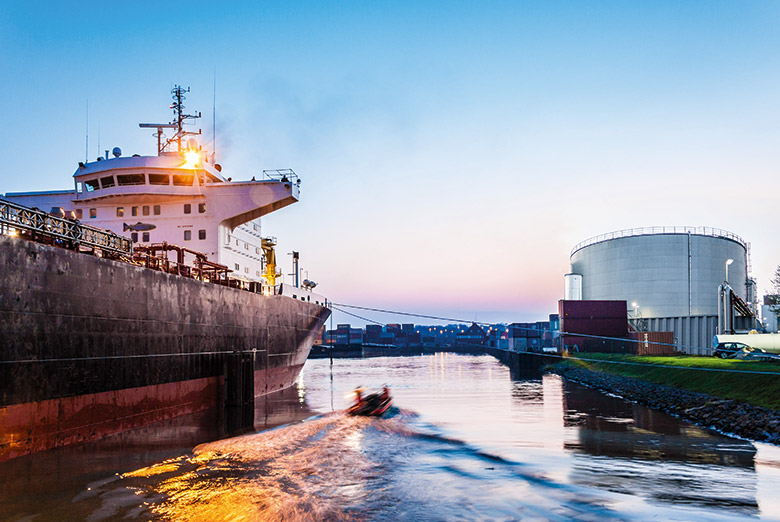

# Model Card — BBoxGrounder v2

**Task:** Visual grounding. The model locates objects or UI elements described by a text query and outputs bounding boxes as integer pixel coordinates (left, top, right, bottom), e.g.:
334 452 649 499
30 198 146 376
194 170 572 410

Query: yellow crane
261 237 278 287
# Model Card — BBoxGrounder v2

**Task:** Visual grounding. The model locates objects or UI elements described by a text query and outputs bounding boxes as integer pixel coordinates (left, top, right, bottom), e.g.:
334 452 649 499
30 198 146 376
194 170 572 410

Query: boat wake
81 409 749 521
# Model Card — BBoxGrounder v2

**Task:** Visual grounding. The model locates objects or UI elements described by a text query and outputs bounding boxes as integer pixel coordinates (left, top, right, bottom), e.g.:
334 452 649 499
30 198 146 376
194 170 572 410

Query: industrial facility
565 226 762 354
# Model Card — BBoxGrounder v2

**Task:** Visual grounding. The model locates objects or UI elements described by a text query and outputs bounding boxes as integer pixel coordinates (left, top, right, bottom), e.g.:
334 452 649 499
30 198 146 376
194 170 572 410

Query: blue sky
2 1 779 326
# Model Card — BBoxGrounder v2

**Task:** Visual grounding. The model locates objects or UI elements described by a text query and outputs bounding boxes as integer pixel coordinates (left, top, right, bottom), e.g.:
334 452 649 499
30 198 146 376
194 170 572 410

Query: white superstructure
3 86 304 286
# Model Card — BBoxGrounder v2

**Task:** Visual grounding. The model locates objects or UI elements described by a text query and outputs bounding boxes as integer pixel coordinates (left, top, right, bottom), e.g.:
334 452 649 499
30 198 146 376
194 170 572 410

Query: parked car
713 342 780 361
712 342 750 358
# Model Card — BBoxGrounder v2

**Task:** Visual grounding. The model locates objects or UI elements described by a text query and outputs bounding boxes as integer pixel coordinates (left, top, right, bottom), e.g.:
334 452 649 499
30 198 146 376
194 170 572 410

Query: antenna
212 67 216 161
139 85 202 155
85 99 89 163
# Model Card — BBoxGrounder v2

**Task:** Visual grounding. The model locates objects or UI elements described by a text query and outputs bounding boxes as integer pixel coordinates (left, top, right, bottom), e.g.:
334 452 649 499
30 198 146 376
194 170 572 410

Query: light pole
725 258 734 284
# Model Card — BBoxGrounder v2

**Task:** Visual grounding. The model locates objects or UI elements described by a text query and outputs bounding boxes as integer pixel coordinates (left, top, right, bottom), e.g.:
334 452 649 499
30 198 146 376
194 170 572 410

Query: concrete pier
485 347 559 377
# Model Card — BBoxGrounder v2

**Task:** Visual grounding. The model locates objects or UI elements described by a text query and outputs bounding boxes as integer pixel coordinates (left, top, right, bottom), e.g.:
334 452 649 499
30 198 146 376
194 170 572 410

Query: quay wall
486 347 559 374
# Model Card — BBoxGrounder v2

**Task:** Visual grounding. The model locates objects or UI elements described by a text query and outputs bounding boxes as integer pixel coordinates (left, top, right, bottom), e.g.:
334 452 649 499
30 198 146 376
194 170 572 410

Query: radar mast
139 85 202 155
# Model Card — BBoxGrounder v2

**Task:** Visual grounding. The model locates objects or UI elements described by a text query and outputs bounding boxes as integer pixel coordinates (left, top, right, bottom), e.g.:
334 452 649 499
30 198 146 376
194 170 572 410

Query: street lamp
725 259 734 284
631 302 639 317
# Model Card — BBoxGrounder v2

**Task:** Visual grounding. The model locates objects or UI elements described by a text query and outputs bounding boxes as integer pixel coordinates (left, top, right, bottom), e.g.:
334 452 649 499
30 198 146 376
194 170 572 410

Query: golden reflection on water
118 413 387 521
123 459 185 479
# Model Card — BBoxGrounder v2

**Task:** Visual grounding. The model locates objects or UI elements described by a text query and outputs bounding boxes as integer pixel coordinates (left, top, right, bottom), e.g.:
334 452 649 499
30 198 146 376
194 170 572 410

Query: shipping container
629 331 676 355
559 300 627 319
559 300 628 337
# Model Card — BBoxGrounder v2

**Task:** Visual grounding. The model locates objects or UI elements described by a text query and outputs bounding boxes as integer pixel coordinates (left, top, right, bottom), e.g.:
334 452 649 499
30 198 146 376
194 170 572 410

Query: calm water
2 353 780 521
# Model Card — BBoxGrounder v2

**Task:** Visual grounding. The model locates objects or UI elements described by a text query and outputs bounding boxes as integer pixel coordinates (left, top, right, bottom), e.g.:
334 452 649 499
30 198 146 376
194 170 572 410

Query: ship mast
139 85 202 155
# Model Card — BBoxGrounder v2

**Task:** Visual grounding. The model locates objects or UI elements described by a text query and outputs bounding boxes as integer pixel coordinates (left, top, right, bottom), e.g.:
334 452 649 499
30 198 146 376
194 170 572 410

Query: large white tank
570 227 748 318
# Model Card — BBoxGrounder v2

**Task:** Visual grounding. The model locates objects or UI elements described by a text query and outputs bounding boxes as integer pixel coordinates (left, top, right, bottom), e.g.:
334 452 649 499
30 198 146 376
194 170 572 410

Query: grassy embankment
555 354 780 410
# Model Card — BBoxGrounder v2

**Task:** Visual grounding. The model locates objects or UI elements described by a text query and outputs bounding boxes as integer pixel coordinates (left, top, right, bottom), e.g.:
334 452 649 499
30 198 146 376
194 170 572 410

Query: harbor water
2 353 780 521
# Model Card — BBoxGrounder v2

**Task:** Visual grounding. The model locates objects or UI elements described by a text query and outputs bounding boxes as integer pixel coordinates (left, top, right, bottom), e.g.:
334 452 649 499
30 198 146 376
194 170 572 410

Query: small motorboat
348 387 392 417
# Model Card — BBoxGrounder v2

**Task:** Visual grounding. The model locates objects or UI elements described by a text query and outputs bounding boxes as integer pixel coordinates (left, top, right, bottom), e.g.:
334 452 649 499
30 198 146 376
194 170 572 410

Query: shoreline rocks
547 365 780 445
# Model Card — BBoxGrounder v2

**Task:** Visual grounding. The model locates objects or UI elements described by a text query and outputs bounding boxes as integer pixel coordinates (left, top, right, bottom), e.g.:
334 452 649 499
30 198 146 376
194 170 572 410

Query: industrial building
566 227 759 354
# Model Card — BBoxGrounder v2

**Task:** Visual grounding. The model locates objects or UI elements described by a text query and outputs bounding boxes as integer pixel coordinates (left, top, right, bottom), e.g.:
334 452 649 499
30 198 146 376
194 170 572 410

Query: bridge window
199 229 206 240
173 175 194 186
117 174 145 186
153 205 161 215
235 263 240 271
142 206 150 216
131 232 138 242
84 179 100 192
100 176 115 188
149 174 169 185
131 206 138 216
184 204 191 214
198 203 206 213
184 230 192 241
89 208 97 218
142 232 149 242
116 207 124 217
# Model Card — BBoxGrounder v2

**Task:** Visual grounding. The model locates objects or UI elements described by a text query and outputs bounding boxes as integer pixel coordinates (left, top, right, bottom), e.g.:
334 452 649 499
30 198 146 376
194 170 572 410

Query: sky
2 1 779 327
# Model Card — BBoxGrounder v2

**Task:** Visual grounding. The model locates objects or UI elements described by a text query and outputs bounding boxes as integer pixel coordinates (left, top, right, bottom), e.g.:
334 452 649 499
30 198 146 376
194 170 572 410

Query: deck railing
0 199 133 255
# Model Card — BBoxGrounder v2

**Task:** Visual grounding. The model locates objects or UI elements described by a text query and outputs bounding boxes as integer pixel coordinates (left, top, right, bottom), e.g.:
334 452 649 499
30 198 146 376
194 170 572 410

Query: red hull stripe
0 364 304 462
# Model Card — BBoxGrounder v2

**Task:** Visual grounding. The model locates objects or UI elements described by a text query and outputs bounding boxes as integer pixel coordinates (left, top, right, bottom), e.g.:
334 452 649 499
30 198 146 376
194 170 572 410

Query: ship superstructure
5 86 299 287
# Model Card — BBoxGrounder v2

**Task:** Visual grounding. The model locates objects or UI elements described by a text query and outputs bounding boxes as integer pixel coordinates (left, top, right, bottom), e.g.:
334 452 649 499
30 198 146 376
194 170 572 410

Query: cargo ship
0 86 331 462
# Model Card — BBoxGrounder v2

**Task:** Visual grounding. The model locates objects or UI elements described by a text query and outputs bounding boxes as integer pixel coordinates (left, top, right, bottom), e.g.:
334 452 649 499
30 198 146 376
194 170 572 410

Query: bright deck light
184 150 200 167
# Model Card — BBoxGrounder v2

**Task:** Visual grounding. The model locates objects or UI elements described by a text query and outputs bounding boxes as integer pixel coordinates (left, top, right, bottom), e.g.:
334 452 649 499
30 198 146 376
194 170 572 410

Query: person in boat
349 386 391 416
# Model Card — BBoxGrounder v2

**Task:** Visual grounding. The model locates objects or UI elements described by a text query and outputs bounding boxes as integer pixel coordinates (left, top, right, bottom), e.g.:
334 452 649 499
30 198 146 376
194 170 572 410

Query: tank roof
571 226 747 257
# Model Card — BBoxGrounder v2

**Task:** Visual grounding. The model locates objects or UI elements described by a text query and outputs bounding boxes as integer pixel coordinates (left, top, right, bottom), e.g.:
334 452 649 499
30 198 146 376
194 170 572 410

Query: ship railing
132 251 194 277
0 198 132 255
261 169 299 183
131 248 276 295
570 226 748 257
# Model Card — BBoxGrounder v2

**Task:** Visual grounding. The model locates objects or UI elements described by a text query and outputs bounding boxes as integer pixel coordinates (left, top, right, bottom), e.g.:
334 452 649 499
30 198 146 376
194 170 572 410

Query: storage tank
564 273 582 300
570 227 748 319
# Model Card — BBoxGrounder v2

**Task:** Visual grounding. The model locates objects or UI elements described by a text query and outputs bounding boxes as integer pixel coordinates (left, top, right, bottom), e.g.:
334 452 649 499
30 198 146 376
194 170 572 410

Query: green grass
554 353 780 410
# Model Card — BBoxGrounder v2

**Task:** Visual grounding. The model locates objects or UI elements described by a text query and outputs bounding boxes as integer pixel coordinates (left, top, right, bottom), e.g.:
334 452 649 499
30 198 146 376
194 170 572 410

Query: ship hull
0 236 330 462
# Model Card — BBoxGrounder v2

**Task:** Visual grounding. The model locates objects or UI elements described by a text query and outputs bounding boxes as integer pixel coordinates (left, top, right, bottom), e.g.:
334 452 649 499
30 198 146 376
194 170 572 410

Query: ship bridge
69 153 300 230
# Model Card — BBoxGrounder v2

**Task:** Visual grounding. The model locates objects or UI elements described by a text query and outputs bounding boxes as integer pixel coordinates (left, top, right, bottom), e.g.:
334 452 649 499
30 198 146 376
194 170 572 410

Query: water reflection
0 385 313 521
514 376 762 515
561 382 757 468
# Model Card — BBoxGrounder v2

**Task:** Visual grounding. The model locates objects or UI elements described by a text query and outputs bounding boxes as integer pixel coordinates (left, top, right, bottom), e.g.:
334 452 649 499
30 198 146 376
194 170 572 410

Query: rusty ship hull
0 235 330 462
